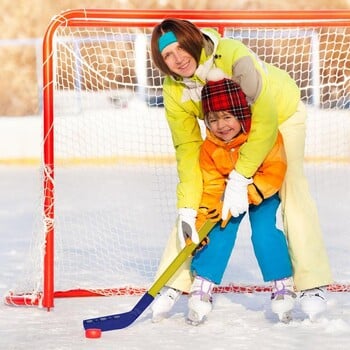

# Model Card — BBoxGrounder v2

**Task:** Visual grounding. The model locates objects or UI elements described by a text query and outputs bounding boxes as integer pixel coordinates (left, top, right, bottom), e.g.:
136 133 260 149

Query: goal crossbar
4 9 350 310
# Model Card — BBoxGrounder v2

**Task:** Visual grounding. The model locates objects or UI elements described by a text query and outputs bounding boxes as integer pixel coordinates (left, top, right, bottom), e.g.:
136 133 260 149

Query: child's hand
222 170 253 219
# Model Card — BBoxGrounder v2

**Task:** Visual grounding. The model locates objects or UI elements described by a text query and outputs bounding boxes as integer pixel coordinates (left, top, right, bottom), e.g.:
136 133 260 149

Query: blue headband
158 31 177 52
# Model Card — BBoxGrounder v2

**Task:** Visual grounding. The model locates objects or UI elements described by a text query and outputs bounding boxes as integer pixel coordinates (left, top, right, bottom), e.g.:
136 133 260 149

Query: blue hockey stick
83 220 215 332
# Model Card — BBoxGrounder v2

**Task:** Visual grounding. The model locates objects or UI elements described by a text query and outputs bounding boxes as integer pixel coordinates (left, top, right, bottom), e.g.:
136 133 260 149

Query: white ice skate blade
151 312 168 323
278 310 293 323
186 309 205 326
301 300 327 321
307 310 327 322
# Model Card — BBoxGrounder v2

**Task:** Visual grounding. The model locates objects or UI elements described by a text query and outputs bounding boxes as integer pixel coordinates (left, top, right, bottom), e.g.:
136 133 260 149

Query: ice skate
300 287 327 321
187 276 214 326
271 277 297 323
151 287 181 322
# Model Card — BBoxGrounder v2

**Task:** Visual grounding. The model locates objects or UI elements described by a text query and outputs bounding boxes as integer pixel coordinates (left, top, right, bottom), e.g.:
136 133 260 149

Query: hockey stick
83 220 215 332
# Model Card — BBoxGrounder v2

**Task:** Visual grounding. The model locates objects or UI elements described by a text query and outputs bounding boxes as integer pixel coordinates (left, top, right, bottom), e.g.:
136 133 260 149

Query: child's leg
249 193 293 282
187 276 215 325
249 194 296 321
190 215 243 285
271 277 297 322
187 217 241 325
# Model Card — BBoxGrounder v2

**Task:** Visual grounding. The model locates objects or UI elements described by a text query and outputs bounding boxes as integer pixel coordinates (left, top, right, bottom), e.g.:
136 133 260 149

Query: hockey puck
85 328 102 339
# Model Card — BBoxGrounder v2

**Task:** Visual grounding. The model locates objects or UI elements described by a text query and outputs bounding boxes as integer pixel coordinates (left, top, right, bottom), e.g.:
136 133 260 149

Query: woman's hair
151 18 204 76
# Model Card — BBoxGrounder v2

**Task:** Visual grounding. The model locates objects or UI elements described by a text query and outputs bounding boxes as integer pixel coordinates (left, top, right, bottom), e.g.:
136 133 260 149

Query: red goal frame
6 9 350 310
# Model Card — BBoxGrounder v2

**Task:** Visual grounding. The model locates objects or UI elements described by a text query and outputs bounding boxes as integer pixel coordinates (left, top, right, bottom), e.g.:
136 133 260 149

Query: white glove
177 208 200 249
222 170 253 220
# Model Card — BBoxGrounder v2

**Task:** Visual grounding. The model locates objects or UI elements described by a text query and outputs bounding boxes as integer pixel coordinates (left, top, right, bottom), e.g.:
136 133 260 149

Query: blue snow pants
191 194 293 284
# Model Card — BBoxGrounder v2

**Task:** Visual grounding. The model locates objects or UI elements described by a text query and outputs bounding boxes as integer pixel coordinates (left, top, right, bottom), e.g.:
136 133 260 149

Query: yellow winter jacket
162 28 299 209
196 129 287 228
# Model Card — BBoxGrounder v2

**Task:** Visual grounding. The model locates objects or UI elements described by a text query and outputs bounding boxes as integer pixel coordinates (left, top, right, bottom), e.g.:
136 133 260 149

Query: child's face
207 111 242 142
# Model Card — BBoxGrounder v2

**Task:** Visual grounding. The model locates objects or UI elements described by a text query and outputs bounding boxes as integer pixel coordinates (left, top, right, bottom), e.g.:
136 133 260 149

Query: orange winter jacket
196 129 286 228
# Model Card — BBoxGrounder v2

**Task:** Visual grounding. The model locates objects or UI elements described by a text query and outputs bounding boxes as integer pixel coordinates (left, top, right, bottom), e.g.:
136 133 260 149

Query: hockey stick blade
83 220 215 332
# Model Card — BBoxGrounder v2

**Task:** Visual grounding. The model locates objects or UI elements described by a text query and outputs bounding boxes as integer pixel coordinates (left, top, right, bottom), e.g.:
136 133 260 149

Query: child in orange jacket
187 68 295 325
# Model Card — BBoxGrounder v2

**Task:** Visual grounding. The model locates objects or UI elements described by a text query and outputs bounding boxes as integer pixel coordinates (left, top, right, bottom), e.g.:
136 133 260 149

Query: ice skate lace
164 288 180 301
300 287 325 300
190 277 213 303
271 280 297 301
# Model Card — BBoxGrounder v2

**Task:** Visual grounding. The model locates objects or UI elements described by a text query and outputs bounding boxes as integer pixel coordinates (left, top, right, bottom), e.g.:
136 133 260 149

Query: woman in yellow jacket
150 18 332 322
186 69 295 324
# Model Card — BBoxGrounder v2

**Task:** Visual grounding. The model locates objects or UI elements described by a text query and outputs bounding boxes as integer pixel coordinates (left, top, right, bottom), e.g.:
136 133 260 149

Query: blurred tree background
0 0 349 115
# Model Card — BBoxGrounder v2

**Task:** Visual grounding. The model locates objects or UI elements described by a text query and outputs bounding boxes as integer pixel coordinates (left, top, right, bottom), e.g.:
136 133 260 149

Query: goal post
5 9 350 310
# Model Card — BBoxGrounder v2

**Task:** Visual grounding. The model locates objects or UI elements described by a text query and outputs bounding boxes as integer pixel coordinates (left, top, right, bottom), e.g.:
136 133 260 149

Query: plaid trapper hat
201 69 251 133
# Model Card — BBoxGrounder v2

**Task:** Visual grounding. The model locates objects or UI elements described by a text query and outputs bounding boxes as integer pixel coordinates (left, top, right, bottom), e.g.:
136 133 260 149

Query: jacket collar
205 128 248 149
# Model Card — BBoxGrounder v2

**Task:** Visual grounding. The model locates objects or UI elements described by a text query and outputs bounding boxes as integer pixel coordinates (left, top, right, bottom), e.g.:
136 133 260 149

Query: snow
1 111 350 349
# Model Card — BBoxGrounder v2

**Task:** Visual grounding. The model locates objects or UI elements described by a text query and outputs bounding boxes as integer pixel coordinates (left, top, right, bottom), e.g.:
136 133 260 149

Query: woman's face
161 42 197 78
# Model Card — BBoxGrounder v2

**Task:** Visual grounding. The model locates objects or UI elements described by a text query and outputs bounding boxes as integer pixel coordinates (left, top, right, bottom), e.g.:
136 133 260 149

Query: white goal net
5 9 350 309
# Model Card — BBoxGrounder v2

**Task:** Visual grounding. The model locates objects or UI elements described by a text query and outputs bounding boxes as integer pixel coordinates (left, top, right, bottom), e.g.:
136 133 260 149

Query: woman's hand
177 208 200 248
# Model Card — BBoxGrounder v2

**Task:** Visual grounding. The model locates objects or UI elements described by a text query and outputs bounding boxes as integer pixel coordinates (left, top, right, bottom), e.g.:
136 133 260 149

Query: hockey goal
5 9 350 309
